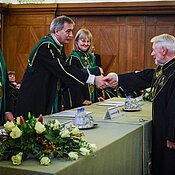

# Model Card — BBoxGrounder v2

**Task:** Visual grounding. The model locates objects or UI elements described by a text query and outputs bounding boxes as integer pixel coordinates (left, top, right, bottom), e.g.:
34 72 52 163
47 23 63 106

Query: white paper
50 110 93 118
97 101 124 107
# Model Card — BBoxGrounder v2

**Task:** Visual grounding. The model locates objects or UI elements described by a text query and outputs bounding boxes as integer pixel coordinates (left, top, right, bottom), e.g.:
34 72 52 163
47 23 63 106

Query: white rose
146 88 151 91
40 157 51 166
68 152 79 160
71 127 80 135
4 121 15 132
60 128 70 138
35 122 46 134
16 117 21 125
80 147 90 156
49 123 54 128
10 126 22 139
88 143 97 152
52 120 60 130
11 152 23 165
144 93 148 98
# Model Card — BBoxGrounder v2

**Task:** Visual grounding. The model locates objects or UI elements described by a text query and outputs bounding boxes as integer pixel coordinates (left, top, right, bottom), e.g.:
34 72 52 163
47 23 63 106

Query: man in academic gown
106 33 175 175
15 15 107 119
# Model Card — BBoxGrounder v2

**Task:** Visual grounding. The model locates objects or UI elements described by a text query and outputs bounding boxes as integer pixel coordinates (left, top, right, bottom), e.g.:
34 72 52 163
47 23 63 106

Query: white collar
51 33 63 47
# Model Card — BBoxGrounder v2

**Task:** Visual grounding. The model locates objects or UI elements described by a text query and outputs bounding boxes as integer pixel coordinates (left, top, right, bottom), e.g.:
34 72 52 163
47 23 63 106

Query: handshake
94 72 118 89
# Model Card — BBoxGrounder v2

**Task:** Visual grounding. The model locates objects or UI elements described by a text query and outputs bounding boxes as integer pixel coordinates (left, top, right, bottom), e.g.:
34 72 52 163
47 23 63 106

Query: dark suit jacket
15 34 88 119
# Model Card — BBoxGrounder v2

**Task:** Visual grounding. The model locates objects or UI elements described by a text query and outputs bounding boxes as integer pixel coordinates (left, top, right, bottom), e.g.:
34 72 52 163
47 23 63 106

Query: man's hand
167 140 175 149
103 72 118 88
98 96 105 101
83 100 92 105
94 75 109 89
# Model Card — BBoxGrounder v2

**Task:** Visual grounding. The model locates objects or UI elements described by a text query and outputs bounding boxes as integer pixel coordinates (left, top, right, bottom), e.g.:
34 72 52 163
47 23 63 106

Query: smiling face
77 36 91 52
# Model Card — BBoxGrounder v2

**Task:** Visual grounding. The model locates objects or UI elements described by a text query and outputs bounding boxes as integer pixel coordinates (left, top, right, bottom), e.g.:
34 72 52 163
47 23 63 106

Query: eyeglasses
79 39 90 44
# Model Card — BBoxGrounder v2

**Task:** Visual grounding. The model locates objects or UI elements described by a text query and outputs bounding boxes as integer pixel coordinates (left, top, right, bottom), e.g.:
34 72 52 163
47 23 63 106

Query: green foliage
0 114 96 165
143 88 153 102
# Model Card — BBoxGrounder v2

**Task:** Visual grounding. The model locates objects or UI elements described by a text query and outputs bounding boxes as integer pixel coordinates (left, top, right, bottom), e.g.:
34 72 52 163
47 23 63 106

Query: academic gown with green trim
15 34 88 119
63 50 101 110
0 49 13 125
118 59 175 175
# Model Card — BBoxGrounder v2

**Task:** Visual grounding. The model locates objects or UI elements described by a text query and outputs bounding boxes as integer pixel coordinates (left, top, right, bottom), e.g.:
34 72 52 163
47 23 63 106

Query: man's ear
162 47 168 56
55 28 60 36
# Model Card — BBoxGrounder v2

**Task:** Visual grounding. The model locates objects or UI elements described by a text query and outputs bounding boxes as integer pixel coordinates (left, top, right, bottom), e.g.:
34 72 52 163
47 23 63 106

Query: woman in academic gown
63 28 103 110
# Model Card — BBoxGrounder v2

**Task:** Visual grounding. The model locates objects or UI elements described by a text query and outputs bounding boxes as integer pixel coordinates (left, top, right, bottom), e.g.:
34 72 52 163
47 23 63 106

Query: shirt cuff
86 74 95 84
116 74 118 82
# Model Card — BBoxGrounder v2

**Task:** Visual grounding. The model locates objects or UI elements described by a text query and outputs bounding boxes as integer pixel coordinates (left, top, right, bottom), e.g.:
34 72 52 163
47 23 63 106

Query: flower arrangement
0 113 97 166
143 88 152 102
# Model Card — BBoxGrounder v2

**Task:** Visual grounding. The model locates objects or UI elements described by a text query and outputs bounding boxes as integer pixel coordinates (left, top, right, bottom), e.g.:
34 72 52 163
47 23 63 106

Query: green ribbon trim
27 34 62 73
68 50 98 102
26 34 63 113
0 49 7 115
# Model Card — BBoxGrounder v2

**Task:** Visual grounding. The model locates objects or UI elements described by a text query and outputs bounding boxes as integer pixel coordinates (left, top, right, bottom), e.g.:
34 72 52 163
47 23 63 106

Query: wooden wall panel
99 25 119 74
118 16 145 73
2 4 57 81
145 15 175 68
1 2 175 81
74 16 120 75
4 16 52 81
72 15 145 75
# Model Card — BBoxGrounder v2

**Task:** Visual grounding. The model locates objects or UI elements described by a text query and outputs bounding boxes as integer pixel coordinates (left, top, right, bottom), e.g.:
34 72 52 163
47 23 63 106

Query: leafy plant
0 113 97 166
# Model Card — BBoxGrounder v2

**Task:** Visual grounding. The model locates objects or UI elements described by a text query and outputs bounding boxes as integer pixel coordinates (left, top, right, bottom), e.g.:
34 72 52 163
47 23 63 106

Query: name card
104 106 121 120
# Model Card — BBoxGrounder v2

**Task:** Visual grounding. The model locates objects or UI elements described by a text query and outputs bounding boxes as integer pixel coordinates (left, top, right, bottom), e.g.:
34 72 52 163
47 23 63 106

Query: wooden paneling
71 15 145 74
1 2 175 81
2 4 57 81
57 1 175 15
145 15 175 68
0 4 8 49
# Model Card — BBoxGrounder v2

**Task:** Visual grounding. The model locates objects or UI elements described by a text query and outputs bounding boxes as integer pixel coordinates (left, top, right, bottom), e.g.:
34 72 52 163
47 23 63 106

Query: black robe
94 53 101 67
0 49 13 125
0 74 13 125
63 50 101 110
118 59 175 175
15 34 88 119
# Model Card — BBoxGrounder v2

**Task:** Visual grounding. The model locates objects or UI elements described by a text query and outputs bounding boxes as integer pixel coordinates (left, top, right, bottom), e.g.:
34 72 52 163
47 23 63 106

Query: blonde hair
74 28 93 53
150 34 175 52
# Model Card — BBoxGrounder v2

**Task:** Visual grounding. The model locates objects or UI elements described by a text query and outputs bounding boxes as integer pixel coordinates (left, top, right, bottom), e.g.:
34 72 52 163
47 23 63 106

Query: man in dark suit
106 33 175 175
15 16 107 119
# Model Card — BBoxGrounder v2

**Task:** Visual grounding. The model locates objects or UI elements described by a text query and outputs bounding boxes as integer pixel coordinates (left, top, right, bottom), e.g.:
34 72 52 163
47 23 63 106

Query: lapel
151 58 175 100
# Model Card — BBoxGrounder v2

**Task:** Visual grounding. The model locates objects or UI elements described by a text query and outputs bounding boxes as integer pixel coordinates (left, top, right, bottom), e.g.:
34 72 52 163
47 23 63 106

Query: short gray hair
150 33 175 52
50 15 75 33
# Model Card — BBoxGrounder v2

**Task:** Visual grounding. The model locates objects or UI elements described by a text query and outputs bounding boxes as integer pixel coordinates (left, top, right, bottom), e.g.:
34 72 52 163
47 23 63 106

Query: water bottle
74 107 93 128
74 108 82 127
124 95 132 109
80 107 86 128
80 107 94 128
